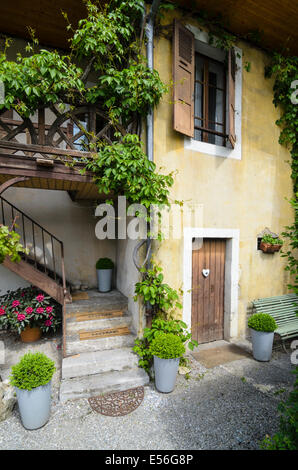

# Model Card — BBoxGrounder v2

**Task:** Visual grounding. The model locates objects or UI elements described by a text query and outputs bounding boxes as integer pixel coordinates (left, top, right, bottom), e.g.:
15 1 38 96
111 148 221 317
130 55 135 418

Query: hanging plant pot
20 326 42 343
260 242 282 253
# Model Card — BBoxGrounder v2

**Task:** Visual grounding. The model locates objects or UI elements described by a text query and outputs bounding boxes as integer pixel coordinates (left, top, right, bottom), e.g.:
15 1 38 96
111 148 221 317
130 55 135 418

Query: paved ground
0 333 295 450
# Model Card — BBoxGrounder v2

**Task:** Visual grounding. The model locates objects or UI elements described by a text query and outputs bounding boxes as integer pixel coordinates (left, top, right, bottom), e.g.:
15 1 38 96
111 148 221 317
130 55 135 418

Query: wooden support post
38 108 45 146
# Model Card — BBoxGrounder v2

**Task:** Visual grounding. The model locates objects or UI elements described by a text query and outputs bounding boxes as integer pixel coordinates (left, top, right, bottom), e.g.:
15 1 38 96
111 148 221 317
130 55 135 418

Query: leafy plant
260 366 298 450
0 286 62 334
133 317 198 373
281 197 298 296
150 333 185 359
134 261 182 316
248 313 277 333
261 234 283 245
96 257 114 270
0 224 28 264
85 135 174 210
10 352 56 391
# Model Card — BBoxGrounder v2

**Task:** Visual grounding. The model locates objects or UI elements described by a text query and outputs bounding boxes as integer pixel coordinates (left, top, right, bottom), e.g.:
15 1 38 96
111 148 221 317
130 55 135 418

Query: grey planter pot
250 329 274 362
153 355 180 393
97 268 113 292
16 381 52 430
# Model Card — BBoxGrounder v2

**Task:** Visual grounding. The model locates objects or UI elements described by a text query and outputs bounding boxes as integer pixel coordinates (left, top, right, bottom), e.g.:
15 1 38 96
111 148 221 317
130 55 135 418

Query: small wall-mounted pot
260 242 282 254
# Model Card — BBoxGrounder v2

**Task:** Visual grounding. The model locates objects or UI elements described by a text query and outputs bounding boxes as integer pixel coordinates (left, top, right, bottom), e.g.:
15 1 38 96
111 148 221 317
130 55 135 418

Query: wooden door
191 238 226 343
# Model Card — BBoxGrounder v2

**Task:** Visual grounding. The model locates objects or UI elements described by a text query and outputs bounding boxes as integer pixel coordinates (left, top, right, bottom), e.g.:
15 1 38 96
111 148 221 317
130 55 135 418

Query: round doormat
88 387 144 416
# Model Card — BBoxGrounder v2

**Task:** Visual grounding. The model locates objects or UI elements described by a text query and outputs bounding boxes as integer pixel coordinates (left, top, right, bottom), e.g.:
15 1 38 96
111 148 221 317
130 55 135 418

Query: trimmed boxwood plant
150 333 186 359
248 313 277 333
96 257 114 270
10 352 56 391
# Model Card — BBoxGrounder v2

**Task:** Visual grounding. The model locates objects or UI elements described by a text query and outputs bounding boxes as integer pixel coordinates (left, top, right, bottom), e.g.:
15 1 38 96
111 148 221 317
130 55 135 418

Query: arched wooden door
191 238 226 343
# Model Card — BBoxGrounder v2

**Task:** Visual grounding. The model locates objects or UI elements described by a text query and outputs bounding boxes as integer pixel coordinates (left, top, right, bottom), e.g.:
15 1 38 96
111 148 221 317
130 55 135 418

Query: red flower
36 307 44 314
25 307 33 314
44 319 52 327
0 308 5 316
46 306 53 314
36 294 44 302
12 300 20 308
17 314 26 322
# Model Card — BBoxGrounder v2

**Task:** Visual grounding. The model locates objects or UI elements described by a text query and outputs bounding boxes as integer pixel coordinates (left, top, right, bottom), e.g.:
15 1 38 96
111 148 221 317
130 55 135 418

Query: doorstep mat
88 387 144 416
71 291 89 301
191 343 251 368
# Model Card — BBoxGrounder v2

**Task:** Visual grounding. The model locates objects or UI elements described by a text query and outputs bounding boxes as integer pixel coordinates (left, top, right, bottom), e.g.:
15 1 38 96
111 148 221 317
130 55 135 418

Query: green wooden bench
252 293 298 350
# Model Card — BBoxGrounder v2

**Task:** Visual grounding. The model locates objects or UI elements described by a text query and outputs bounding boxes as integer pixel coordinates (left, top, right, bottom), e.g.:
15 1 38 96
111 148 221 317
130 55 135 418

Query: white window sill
184 137 242 160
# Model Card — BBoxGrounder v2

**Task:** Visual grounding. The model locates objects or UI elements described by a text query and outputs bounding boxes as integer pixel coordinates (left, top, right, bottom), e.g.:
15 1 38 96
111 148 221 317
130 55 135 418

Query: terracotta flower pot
20 326 42 343
260 242 282 253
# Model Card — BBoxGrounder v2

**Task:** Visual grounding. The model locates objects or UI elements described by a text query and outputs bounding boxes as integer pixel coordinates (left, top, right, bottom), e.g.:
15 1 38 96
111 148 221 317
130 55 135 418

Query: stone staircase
60 290 149 402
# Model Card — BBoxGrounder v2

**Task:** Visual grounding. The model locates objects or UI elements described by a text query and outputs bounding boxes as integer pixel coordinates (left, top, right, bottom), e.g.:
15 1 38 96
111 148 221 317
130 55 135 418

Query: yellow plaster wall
152 19 294 338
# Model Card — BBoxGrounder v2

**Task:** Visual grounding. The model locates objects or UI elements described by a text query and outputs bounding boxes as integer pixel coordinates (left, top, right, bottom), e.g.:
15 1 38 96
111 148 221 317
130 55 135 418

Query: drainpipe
144 0 161 326
145 0 161 163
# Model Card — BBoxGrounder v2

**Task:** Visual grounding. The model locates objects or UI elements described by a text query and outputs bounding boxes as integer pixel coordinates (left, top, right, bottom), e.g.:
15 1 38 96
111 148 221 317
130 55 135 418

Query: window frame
184 25 242 161
194 51 227 146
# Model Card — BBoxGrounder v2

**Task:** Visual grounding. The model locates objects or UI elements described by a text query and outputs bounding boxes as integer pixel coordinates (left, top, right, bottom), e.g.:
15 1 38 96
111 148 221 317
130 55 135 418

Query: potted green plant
150 333 186 393
10 352 56 430
248 313 277 361
260 235 283 253
0 286 61 342
96 257 114 292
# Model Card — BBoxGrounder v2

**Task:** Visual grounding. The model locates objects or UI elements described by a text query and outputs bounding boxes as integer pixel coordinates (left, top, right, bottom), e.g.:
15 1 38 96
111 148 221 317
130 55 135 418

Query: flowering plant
0 286 61 334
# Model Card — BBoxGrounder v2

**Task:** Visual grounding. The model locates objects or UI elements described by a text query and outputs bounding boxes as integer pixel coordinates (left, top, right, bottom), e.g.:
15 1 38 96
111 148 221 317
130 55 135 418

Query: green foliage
150 332 185 359
260 366 298 450
89 61 168 124
0 48 84 117
70 0 144 69
10 352 56 391
248 313 277 333
281 197 298 295
261 234 283 245
96 257 114 269
85 134 174 209
134 261 182 317
266 54 298 296
0 225 28 264
133 317 198 373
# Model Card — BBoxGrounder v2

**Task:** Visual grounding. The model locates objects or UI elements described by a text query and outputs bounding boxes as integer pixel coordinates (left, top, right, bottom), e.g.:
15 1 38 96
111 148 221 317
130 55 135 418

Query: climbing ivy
265 54 298 294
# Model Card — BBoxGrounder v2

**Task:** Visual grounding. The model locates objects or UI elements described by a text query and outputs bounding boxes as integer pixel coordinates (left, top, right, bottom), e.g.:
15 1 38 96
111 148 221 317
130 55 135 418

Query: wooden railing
0 105 126 162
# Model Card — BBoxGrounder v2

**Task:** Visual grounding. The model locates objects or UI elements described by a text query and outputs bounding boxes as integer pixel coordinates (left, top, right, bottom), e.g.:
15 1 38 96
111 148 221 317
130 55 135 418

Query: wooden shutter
228 48 236 148
173 19 195 137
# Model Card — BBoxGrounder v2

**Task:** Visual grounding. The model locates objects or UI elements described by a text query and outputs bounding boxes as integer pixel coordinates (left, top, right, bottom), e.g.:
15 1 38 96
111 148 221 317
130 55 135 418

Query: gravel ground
0 343 295 450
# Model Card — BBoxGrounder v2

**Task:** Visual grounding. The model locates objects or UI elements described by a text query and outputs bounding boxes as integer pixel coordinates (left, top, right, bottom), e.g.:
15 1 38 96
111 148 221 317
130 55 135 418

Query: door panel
191 238 226 343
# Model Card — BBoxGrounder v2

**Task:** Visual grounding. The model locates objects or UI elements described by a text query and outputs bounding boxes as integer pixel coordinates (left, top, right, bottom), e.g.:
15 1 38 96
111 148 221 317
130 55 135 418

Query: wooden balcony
0 105 120 200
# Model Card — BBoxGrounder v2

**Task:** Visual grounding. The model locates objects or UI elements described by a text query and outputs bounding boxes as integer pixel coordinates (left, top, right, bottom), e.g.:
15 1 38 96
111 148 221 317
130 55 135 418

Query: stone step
66 290 128 317
65 332 136 356
62 347 139 379
59 368 149 402
66 313 132 335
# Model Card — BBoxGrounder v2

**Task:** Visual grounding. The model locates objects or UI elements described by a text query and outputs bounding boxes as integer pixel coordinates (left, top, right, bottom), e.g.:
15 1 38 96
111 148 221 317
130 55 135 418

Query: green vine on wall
265 54 298 295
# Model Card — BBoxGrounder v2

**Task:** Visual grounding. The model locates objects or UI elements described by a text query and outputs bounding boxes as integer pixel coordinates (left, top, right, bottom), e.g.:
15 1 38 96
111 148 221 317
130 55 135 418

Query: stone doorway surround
183 228 240 341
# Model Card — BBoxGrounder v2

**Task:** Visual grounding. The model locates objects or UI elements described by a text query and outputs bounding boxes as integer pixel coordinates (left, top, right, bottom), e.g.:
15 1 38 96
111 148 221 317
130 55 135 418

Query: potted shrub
248 313 277 361
96 257 114 292
260 235 283 253
0 286 61 342
10 352 56 430
150 333 186 393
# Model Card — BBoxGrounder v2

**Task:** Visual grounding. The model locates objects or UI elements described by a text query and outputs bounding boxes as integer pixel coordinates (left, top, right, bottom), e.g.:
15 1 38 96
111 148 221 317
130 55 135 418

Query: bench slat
252 294 298 340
